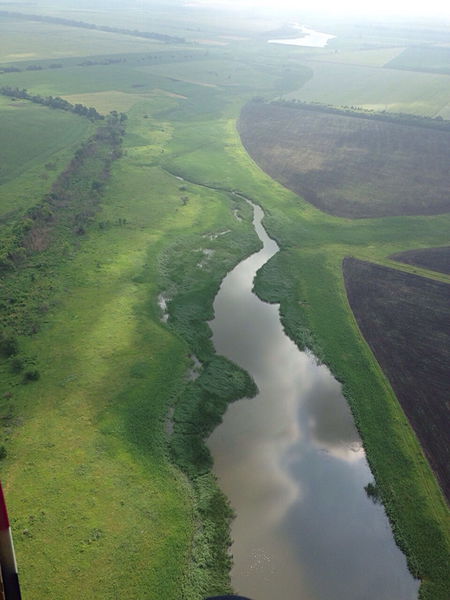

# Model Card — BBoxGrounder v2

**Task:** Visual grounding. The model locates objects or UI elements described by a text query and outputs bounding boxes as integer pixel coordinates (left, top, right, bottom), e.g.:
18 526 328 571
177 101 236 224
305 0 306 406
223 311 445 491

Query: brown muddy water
207 202 419 600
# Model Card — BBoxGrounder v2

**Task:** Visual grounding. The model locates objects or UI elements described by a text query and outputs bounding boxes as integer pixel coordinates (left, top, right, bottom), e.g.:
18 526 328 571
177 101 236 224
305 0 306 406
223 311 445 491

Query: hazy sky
185 0 450 18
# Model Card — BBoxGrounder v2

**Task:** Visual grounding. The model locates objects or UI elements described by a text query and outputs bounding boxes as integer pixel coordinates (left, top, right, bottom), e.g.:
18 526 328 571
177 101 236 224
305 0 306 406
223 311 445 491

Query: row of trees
0 10 185 44
0 64 62 74
0 51 210 77
268 98 450 131
0 86 104 121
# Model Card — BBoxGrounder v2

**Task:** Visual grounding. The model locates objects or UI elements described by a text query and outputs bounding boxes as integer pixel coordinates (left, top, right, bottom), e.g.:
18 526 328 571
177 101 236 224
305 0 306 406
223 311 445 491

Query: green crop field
386 45 450 74
0 4 449 600
0 98 90 187
0 17 164 63
283 61 450 115
0 96 92 220
137 58 279 90
309 46 406 67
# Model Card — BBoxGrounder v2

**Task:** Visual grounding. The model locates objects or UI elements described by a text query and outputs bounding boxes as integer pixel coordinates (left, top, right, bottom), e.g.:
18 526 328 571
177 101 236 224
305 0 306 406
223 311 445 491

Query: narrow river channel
207 201 419 600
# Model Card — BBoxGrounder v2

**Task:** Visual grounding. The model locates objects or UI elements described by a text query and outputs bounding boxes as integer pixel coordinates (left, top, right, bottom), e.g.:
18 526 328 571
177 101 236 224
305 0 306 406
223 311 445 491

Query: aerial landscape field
0 1 448 599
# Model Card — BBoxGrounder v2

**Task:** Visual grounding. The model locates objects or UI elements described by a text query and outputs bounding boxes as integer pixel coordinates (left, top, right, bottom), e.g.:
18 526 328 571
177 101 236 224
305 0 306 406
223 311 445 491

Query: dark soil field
391 246 450 275
238 102 450 218
343 258 450 500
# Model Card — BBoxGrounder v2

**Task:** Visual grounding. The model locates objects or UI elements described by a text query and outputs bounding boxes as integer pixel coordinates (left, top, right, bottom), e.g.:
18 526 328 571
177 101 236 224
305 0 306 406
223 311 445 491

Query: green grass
283 61 450 116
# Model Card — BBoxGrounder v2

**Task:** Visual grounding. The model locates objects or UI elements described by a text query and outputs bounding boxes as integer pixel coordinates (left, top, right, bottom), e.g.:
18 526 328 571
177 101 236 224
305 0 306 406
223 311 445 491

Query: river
207 201 419 600
268 23 336 48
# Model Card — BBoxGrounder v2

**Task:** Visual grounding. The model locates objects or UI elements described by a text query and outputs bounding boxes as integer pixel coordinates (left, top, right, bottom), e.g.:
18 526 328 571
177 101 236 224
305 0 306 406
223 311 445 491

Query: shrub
364 482 381 504
0 446 7 460
10 357 24 373
23 369 40 382
0 330 18 357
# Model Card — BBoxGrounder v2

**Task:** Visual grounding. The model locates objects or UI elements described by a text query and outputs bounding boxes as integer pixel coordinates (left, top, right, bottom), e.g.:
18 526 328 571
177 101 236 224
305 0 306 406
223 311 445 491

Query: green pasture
283 61 450 116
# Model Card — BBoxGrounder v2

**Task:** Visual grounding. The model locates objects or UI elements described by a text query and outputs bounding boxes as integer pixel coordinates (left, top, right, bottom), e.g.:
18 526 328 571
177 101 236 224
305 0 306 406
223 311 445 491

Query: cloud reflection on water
207 202 418 600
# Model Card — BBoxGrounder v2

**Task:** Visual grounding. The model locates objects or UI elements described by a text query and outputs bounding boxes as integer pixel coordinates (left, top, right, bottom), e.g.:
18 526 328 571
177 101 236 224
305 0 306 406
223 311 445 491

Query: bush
10 357 24 373
23 369 40 383
0 330 18 357
0 446 7 460
364 482 381 504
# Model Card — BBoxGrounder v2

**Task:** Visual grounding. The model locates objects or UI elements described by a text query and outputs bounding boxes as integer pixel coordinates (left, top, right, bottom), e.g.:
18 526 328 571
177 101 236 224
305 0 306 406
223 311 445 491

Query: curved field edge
0 100 259 599
166 110 450 599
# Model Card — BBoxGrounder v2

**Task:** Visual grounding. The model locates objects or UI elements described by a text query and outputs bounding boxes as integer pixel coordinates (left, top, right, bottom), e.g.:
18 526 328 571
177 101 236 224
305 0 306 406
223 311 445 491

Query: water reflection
268 23 336 48
207 202 418 600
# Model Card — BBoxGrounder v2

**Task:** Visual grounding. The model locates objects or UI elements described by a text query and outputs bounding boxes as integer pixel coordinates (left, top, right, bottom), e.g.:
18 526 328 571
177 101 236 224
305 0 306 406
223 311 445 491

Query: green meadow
283 61 450 115
0 5 449 600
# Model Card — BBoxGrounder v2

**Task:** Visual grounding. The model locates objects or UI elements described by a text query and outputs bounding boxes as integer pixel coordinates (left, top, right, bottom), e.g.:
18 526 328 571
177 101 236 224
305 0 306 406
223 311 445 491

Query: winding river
207 202 419 600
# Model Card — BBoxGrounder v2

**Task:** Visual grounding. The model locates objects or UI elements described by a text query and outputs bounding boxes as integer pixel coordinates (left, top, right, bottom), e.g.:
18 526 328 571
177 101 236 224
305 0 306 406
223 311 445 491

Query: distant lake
268 23 336 48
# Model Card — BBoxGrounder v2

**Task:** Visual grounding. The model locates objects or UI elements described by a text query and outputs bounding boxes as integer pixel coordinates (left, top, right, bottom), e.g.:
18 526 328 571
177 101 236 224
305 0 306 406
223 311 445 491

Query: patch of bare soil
344 257 450 499
239 102 450 218
391 246 450 275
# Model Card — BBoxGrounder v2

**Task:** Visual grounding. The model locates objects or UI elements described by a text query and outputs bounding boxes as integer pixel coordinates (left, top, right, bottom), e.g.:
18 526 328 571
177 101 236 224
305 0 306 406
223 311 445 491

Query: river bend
207 201 418 600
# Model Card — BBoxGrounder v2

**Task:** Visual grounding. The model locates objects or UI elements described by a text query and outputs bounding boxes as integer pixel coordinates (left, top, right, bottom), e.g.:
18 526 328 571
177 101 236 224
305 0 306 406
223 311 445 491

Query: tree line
0 10 185 44
0 86 104 121
265 98 450 132
0 57 125 75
